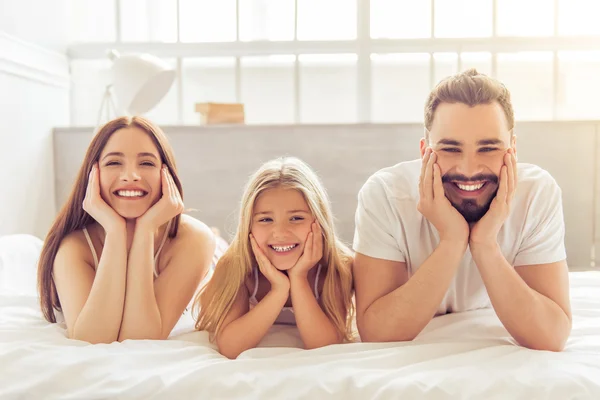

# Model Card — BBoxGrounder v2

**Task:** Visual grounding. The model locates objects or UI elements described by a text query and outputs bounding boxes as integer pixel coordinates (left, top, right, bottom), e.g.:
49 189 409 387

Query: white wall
0 0 69 52
0 3 70 238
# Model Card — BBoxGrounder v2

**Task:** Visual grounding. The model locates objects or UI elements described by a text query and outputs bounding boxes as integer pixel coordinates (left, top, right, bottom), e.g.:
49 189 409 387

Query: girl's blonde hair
194 157 354 341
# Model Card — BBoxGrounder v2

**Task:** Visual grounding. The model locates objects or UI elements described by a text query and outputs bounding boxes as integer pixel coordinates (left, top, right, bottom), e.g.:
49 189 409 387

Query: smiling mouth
454 182 486 192
113 190 148 199
269 244 299 253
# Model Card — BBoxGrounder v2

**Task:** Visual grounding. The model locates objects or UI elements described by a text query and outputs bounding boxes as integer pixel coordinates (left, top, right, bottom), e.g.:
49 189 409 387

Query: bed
1 234 599 399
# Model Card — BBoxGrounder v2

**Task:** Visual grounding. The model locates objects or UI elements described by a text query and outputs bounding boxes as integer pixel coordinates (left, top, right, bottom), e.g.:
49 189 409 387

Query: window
241 56 295 124
300 55 357 123
181 58 237 124
239 0 295 41
179 0 236 42
557 51 600 119
68 1 600 126
297 0 356 40
370 0 431 39
434 0 492 38
68 0 116 42
371 53 430 123
497 52 554 121
119 0 177 42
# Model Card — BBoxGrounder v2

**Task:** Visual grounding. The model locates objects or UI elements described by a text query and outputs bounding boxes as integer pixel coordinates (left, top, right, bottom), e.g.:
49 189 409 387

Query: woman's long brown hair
38 116 183 322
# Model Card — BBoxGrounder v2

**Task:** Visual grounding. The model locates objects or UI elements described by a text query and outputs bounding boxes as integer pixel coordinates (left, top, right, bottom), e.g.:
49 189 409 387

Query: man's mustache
442 173 499 184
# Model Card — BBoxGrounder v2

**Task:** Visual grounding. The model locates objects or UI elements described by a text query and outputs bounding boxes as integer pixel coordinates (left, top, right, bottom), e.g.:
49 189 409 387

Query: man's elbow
356 317 418 343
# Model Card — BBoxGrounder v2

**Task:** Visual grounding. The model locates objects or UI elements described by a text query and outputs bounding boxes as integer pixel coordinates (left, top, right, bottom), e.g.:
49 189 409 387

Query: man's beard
442 173 499 223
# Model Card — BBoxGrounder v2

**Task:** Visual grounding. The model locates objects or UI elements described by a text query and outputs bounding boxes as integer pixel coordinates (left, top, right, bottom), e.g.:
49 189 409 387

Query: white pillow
0 234 43 296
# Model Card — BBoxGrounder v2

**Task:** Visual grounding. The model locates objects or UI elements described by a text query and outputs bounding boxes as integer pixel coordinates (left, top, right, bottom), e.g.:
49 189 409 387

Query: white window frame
67 0 600 124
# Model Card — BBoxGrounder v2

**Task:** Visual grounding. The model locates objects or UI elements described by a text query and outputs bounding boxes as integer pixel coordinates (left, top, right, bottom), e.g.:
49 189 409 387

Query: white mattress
1 235 599 400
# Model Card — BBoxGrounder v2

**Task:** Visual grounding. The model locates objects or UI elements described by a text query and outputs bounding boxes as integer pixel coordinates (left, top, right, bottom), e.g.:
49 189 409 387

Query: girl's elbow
218 343 243 359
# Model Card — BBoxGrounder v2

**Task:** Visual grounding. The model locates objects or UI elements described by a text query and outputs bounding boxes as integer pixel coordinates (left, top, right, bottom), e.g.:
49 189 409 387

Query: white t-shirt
353 159 567 314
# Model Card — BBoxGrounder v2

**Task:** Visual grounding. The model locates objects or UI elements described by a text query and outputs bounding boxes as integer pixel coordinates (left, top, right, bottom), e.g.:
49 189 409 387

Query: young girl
37 116 216 344
195 157 354 359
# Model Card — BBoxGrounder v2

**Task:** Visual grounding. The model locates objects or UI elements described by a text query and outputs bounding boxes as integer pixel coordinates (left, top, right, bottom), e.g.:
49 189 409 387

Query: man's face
421 102 516 223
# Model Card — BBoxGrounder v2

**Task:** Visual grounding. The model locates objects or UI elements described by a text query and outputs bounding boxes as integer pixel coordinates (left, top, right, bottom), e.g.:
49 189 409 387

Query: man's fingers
419 148 432 198
433 163 445 200
423 151 436 201
498 165 508 203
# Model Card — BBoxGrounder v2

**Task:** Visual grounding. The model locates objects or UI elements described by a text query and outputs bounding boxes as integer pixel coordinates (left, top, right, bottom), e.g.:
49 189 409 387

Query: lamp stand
97 84 118 126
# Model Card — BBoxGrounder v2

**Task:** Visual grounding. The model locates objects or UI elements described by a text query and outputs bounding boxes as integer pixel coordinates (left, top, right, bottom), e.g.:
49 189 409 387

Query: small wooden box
195 103 245 125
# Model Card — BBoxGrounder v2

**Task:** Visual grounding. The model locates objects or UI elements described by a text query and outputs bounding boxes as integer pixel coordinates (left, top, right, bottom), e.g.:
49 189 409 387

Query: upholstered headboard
54 122 600 268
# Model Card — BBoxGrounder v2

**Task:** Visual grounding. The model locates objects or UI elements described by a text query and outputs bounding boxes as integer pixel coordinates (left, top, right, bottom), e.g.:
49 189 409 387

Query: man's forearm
361 240 467 342
471 243 571 351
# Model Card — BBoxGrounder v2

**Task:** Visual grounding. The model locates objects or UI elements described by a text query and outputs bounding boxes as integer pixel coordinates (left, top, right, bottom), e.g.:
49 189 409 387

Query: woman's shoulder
54 226 95 267
174 214 216 250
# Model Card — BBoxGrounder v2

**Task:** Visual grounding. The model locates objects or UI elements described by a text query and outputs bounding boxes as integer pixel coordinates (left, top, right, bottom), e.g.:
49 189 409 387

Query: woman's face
97 127 163 220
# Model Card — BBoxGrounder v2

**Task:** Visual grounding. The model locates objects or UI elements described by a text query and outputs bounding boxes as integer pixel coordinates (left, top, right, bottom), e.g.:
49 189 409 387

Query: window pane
297 0 356 40
182 58 237 124
144 59 179 125
433 53 457 88
370 0 431 39
120 0 177 42
557 51 600 119
241 56 295 124
371 53 430 123
558 0 600 36
239 0 294 41
497 52 553 121
434 0 492 38
497 0 553 37
299 54 357 123
70 59 113 126
68 0 116 42
461 52 492 76
179 0 236 42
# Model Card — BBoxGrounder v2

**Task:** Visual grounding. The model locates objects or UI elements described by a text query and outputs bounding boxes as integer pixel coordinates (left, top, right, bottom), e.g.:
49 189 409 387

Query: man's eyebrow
437 139 462 146
477 139 503 146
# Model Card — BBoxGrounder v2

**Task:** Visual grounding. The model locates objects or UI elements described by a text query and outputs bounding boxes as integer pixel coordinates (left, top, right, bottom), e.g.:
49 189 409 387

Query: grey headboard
54 122 600 269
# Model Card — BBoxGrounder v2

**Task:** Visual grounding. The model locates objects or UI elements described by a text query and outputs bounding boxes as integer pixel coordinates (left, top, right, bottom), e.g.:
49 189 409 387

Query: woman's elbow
70 330 118 344
520 335 569 352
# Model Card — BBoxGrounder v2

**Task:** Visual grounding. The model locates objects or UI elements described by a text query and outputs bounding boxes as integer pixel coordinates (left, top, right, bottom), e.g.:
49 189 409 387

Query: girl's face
98 127 163 220
250 187 315 271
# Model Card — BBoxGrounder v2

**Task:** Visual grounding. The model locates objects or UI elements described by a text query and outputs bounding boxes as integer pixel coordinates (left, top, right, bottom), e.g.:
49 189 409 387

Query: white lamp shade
111 53 176 115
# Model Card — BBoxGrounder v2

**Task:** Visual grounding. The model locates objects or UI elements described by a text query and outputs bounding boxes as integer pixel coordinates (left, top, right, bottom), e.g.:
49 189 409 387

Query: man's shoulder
361 159 421 201
516 163 560 195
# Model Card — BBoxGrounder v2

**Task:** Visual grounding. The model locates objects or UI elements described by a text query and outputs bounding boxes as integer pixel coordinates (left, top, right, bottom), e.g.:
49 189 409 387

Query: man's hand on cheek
417 148 470 247
469 149 517 248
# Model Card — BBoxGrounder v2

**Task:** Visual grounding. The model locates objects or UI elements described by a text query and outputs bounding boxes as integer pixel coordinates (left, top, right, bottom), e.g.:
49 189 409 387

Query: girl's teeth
271 244 297 252
456 183 484 192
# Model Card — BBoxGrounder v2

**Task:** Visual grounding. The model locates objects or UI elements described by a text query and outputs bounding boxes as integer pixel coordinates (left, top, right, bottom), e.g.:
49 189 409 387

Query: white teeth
456 183 485 192
116 190 145 197
270 244 297 252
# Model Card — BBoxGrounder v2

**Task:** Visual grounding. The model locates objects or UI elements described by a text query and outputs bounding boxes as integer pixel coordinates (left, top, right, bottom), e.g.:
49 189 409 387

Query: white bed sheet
1 271 599 400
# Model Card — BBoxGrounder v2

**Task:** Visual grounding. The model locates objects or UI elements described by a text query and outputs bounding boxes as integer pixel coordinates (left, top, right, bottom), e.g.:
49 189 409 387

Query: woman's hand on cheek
137 166 184 231
82 163 125 233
